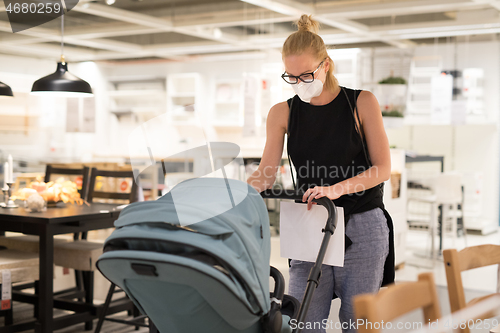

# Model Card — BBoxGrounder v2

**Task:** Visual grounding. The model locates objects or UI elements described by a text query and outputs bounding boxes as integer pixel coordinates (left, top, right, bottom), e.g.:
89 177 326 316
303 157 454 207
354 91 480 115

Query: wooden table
0 203 122 333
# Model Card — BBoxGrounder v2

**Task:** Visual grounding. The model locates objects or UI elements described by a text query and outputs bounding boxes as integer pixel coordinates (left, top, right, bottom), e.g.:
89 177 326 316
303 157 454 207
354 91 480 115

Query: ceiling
0 0 499 63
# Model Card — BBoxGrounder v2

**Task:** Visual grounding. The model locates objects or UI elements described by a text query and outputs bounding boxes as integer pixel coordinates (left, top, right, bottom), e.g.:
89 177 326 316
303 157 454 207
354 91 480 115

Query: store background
0 1 500 331
1 43 498 233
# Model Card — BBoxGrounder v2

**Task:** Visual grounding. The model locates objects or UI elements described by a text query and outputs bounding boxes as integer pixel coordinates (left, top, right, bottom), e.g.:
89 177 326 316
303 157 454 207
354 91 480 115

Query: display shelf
0 112 38 117
169 92 196 98
328 48 360 88
0 81 39 134
376 83 407 119
212 79 244 126
214 100 240 105
107 76 166 122
0 125 39 132
107 89 165 98
462 68 484 115
167 73 201 122
406 56 442 116
212 122 244 128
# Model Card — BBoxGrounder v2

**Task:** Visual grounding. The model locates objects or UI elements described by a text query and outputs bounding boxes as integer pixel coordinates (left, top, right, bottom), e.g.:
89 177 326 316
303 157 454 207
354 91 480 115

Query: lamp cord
61 13 65 63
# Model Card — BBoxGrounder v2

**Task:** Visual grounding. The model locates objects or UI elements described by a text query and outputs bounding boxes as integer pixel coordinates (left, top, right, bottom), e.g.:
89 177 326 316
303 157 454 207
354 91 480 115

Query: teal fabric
97 252 263 331
125 279 262 333
281 315 292 333
107 178 271 314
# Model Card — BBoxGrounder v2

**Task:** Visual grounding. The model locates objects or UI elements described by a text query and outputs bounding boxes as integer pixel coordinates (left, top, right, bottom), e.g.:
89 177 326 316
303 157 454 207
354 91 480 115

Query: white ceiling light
106 0 116 5
213 28 222 39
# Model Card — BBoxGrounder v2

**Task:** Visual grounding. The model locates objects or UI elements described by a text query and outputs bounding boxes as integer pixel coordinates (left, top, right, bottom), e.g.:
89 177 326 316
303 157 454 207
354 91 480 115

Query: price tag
1 300 10 310
120 180 129 192
75 176 83 189
1 270 12 310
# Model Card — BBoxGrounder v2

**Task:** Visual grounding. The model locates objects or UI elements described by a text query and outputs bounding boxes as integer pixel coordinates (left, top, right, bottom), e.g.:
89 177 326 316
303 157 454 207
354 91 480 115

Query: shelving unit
405 56 442 124
328 48 361 88
0 72 40 134
107 77 166 123
462 68 484 115
166 73 202 123
212 79 244 126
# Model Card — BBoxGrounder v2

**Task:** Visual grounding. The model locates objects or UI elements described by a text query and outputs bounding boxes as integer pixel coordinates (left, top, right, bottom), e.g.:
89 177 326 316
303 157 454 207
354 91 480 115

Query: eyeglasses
281 59 326 84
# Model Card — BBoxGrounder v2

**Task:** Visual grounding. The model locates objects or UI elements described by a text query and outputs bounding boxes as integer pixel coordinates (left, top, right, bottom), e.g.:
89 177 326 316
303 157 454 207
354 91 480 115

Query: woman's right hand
246 101 289 193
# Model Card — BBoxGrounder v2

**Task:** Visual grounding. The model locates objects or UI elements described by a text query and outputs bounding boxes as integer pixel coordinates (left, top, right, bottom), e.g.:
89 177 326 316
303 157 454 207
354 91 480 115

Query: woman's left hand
302 185 342 210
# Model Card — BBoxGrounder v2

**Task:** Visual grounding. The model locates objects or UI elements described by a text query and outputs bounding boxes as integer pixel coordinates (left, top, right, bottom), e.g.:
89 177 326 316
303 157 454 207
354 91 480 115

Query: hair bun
297 14 320 34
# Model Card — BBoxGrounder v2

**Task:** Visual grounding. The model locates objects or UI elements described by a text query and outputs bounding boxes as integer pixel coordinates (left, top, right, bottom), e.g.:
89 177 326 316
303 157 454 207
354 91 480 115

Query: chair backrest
443 244 500 321
44 165 90 200
354 273 441 333
435 172 462 204
87 168 138 203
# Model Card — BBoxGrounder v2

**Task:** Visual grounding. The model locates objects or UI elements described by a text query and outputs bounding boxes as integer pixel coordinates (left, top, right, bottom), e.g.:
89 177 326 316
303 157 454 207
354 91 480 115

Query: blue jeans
288 207 389 333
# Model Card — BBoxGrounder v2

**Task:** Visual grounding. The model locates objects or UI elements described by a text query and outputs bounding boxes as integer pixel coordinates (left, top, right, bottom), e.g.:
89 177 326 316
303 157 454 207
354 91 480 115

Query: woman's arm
303 90 391 208
247 102 288 193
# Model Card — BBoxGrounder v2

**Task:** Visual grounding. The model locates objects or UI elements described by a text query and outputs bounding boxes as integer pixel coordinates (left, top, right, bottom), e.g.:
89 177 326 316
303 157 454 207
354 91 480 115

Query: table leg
36 226 54 333
439 205 443 253
83 271 94 331
430 202 436 260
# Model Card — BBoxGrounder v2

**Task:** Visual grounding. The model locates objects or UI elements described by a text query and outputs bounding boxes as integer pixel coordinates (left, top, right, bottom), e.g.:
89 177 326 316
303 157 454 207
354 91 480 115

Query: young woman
247 15 394 333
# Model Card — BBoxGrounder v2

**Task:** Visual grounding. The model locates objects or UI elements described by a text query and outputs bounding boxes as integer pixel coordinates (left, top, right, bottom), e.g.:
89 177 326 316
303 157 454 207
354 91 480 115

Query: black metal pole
261 190 337 333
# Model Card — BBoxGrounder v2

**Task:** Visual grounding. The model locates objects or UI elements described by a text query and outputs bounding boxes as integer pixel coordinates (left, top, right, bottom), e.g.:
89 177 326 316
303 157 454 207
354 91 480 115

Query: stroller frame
261 189 338 333
96 180 338 333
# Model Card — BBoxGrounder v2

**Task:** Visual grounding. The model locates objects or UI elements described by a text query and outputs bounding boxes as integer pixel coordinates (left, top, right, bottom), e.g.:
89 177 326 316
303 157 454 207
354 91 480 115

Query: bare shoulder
356 90 381 120
267 101 289 134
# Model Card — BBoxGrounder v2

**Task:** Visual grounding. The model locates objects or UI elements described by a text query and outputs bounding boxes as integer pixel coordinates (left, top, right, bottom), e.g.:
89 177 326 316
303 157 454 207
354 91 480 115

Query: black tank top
286 86 395 287
286 86 384 216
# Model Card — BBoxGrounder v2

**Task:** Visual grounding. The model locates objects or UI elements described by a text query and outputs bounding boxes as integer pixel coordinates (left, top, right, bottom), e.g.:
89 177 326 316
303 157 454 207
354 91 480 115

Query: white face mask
292 79 324 103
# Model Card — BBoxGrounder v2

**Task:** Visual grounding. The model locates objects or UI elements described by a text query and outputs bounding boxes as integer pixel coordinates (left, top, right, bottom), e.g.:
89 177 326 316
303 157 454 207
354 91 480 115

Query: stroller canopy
110 177 272 316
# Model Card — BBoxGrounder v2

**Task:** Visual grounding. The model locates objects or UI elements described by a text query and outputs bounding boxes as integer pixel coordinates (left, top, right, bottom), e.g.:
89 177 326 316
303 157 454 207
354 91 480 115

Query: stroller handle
260 188 338 333
260 189 337 234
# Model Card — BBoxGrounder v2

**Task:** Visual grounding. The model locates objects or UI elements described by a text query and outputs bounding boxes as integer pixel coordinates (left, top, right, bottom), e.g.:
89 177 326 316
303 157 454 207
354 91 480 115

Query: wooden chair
443 244 500 333
52 168 140 331
0 249 39 325
353 273 441 333
44 165 90 199
86 168 138 204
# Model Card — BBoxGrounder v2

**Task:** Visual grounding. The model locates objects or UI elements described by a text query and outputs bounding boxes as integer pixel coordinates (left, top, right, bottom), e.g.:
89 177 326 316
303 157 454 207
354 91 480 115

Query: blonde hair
282 14 339 93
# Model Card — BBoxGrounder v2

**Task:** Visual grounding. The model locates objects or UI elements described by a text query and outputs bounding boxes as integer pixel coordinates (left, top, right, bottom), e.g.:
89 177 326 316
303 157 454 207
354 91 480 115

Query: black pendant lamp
0 81 13 97
31 14 93 97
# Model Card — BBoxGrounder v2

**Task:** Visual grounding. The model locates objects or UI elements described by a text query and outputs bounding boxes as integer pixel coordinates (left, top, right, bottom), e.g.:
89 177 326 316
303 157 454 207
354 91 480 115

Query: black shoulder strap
342 87 385 197
286 96 297 136
342 87 372 167
286 95 298 190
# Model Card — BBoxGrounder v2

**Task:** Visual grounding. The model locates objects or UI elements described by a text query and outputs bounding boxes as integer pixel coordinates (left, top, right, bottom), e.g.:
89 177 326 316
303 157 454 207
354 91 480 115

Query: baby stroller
96 177 337 333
